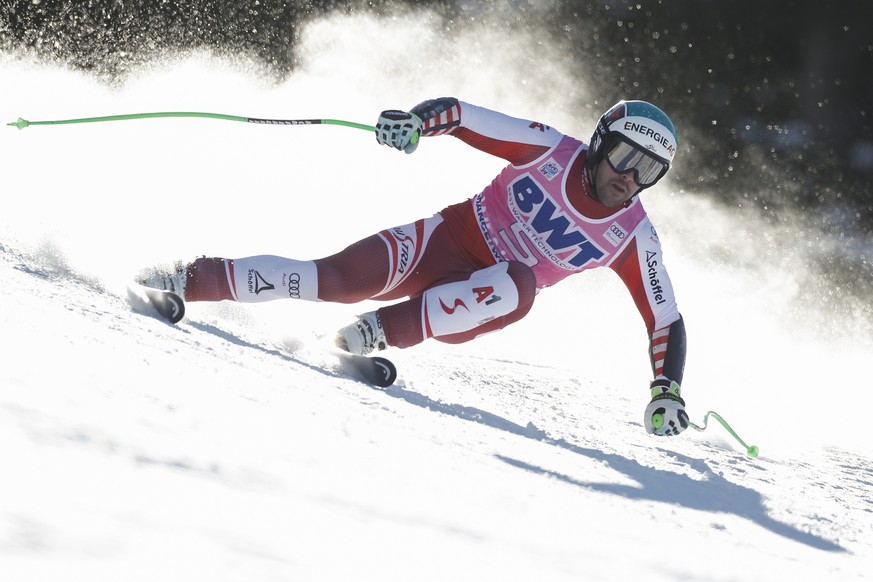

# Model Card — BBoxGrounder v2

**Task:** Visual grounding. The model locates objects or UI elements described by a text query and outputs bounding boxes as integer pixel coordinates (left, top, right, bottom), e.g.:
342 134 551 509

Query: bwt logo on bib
510 175 605 267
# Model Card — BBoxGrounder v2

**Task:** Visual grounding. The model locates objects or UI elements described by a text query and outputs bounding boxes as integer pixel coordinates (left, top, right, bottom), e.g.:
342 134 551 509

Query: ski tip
161 291 186 324
369 356 398 387
336 352 397 387
127 283 185 324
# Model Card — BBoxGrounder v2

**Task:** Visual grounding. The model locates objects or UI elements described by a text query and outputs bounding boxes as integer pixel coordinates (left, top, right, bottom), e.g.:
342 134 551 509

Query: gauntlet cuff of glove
649 378 685 406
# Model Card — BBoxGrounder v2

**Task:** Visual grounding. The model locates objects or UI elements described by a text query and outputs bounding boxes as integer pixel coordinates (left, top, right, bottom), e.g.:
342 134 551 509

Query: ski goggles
603 136 670 187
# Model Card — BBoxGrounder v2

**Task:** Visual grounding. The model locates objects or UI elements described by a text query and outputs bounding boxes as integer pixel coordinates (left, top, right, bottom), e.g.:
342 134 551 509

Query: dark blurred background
2 0 872 252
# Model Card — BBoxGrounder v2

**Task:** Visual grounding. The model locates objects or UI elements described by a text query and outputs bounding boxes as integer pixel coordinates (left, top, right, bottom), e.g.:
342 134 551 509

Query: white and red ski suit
184 98 687 383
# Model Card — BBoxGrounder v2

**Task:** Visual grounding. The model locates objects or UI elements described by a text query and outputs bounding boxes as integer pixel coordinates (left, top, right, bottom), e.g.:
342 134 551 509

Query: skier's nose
620 169 639 187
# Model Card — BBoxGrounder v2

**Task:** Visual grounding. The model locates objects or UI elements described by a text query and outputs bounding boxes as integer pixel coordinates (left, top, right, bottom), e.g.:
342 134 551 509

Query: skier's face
594 159 641 207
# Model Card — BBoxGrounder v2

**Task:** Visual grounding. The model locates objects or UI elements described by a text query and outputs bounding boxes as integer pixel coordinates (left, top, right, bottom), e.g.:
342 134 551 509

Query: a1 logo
473 286 501 306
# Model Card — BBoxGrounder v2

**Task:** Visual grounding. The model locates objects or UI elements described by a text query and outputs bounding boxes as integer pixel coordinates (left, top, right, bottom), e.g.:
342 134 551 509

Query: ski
127 283 397 387
335 352 397 388
127 283 185 324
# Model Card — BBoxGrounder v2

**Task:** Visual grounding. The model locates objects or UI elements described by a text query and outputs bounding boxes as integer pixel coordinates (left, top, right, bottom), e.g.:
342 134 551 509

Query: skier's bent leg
369 261 537 351
141 223 418 305
143 256 321 303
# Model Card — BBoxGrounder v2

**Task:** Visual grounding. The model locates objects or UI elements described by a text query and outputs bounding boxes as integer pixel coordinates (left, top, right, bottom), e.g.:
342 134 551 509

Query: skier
138 98 689 436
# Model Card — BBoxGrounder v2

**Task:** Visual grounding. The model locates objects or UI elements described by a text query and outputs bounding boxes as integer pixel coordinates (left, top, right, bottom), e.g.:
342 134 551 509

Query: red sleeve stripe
423 104 461 136
652 355 666 378
651 327 670 340
650 327 671 377
651 342 668 355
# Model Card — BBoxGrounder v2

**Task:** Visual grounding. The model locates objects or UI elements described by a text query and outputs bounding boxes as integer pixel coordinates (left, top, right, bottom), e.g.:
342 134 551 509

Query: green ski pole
6 111 419 145
689 411 759 458
7 111 376 132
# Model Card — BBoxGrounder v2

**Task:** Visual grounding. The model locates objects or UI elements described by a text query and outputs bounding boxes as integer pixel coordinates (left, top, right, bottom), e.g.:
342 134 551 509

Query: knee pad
421 262 524 339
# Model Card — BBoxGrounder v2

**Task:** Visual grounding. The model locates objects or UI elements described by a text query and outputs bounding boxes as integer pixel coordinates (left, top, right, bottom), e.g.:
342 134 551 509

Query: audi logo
287 272 301 299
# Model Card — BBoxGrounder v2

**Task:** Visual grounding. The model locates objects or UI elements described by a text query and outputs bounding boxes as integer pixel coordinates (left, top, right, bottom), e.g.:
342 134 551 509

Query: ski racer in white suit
139 98 690 437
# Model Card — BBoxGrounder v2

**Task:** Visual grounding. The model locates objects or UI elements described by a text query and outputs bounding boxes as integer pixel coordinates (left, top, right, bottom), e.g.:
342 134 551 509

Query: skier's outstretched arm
376 97 563 165
609 221 689 437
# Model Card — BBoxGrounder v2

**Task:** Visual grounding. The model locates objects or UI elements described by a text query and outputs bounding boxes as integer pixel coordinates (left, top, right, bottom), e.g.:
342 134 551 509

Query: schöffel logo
248 270 275 295
645 250 667 305
509 174 605 268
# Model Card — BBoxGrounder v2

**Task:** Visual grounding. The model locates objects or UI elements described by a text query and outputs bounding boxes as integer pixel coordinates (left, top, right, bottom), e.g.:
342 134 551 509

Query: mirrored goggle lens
606 140 667 186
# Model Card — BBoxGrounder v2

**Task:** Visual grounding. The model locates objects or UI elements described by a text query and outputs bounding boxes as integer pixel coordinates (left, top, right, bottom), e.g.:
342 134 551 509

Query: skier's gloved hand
375 110 422 154
644 378 689 436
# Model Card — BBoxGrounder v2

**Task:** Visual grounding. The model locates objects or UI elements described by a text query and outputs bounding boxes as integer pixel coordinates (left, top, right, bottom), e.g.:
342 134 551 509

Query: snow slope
2 14 872 581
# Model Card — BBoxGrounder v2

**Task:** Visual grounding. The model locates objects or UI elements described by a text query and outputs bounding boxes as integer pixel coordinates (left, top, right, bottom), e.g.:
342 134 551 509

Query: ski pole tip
8 118 30 130
747 445 759 458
